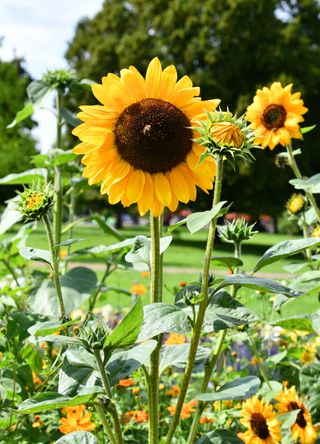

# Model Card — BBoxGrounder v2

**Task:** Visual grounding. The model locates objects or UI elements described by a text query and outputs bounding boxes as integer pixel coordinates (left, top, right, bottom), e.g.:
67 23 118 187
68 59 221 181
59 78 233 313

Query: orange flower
165 333 186 345
250 356 260 365
166 385 181 397
200 416 214 424
167 400 198 419
59 405 95 434
130 283 147 295
124 410 148 423
132 387 140 396
179 281 188 287
118 378 136 387
140 271 150 278
59 249 68 259
32 371 43 385
32 415 44 428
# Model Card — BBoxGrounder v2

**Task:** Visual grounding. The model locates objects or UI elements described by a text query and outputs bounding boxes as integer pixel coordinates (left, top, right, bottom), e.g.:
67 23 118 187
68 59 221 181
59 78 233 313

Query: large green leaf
0 197 22 234
61 107 82 128
58 357 101 397
107 340 157 385
0 168 47 185
254 238 320 272
196 429 243 443
27 79 53 104
28 317 80 336
289 173 320 193
211 256 243 270
215 274 301 298
202 291 258 332
125 235 172 271
29 267 97 316
289 270 320 294
159 344 210 373
6 103 33 128
55 432 98 444
186 202 229 234
138 303 190 341
17 387 103 414
104 298 143 349
196 376 260 402
272 316 315 332
19 247 52 265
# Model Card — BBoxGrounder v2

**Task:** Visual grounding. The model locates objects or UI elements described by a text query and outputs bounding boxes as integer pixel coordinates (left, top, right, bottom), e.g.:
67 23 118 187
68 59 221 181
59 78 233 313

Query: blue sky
0 0 104 151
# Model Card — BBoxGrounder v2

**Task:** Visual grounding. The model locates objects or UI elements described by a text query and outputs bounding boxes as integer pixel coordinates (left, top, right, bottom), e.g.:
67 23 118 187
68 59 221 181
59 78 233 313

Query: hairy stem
53 90 63 250
42 214 67 321
95 404 117 444
165 157 224 444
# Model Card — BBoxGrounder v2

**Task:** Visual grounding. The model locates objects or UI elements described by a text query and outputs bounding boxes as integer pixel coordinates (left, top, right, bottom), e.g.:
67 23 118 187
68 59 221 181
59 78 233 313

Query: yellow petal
154 173 172 206
137 173 154 216
145 57 162 98
126 169 146 203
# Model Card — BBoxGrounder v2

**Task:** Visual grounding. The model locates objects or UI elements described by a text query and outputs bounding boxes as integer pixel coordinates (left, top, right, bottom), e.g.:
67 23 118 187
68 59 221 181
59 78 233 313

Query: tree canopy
65 0 320 219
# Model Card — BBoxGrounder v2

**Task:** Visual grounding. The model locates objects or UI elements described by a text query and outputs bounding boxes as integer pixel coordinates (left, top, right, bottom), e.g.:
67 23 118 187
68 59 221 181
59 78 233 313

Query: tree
0 52 38 202
65 0 320 220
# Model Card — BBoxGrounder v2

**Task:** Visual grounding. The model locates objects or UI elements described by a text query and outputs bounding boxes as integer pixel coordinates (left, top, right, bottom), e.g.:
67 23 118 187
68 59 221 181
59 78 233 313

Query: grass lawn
21 222 307 309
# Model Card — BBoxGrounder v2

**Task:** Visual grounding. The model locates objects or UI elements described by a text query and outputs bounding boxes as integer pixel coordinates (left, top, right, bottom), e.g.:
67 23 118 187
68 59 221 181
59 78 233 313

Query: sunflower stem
248 333 272 391
286 144 320 222
53 90 63 253
95 404 117 444
149 214 162 444
93 350 124 444
42 213 67 322
165 157 224 444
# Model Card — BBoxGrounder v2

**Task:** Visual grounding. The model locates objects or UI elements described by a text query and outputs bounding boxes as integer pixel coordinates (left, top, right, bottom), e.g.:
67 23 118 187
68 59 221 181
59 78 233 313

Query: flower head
167 400 198 419
275 386 317 444
218 218 258 244
118 378 136 388
246 82 308 150
238 396 282 443
59 404 95 434
166 385 181 397
72 58 220 216
286 194 306 215
123 410 148 423
165 333 186 345
17 183 54 222
312 225 320 238
42 69 77 91
130 283 147 295
32 415 44 428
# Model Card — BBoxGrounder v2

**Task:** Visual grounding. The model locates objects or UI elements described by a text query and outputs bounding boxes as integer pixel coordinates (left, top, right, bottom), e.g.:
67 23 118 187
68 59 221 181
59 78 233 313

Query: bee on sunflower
72 58 220 216
246 82 308 150
275 386 317 444
238 396 282 444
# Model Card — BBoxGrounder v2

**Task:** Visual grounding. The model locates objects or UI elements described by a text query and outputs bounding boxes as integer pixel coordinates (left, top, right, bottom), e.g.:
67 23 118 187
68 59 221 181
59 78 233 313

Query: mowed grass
21 222 308 309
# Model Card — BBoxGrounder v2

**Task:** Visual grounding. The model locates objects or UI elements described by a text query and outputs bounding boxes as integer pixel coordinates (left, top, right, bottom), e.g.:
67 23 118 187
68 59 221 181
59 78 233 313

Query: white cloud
0 0 104 152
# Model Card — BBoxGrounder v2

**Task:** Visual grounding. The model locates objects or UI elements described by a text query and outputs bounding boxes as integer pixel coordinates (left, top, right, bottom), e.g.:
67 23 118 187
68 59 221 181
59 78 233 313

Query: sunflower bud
275 152 289 168
312 225 320 238
286 194 306 215
79 314 111 351
17 183 54 222
218 219 258 244
42 69 77 92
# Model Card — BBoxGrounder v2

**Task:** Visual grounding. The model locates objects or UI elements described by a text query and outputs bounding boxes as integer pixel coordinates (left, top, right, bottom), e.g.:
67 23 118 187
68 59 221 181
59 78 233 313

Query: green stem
63 181 76 273
286 144 320 222
2 259 19 286
95 404 117 444
165 157 224 444
42 214 67 321
149 214 162 444
248 334 272 390
93 350 124 444
301 212 314 267
53 91 63 250
187 238 241 444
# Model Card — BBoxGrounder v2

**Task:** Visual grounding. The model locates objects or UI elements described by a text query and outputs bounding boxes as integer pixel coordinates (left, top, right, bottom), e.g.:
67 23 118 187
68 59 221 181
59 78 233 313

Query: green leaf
300 124 316 134
29 267 97 316
272 316 315 332
138 303 190 341
104 298 143 349
27 80 52 104
17 387 103 414
211 256 243 270
0 168 47 185
6 103 33 128
19 247 52 265
186 201 229 234
61 107 82 127
278 410 299 429
52 150 78 166
107 340 157 385
266 350 287 365
254 238 320 272
196 376 260 402
0 197 22 234
215 274 302 298
36 335 81 345
92 215 124 241
202 290 258 332
58 357 100 397
289 270 320 294
28 317 80 336
57 239 84 247
257 381 283 401
159 344 210 373
289 173 320 193
196 429 244 443
55 432 98 444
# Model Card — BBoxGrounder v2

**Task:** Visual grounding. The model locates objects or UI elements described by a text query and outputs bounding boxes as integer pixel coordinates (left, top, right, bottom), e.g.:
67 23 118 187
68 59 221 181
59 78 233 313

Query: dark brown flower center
262 104 286 130
114 98 193 173
288 402 307 428
250 413 270 439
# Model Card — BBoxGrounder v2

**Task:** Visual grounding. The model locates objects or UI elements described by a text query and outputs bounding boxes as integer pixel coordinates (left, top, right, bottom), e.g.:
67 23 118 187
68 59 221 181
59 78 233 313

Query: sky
0 0 104 152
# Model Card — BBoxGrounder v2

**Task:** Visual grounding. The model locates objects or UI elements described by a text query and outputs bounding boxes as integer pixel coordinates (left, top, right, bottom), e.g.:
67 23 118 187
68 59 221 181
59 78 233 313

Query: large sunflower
238 396 282 444
246 82 308 150
275 386 317 444
72 58 220 216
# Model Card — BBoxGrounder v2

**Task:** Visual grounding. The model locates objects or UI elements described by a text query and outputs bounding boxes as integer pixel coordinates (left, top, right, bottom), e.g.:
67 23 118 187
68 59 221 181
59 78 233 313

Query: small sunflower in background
238 396 281 443
286 193 306 215
72 58 220 216
246 82 308 150
275 386 317 444
312 225 320 238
